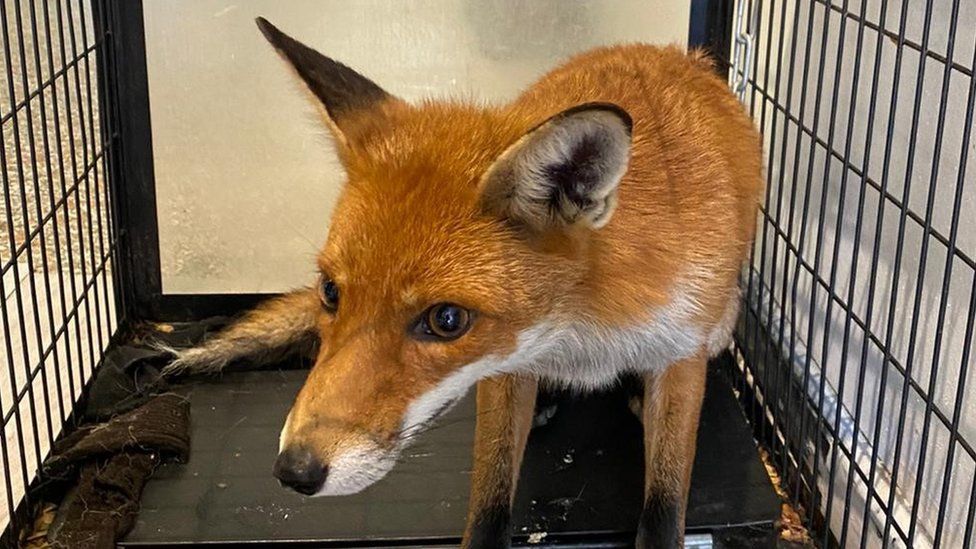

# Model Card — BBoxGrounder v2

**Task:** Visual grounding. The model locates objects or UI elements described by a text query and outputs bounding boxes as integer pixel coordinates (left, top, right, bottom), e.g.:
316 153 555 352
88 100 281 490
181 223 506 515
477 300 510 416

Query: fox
163 17 763 549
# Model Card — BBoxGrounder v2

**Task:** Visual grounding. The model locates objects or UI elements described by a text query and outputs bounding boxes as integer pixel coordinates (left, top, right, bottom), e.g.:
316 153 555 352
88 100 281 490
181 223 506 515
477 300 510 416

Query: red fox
163 17 762 548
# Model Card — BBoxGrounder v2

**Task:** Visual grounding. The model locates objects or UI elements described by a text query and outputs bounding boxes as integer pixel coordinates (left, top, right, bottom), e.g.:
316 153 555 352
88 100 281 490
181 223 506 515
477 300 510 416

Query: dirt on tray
759 447 815 547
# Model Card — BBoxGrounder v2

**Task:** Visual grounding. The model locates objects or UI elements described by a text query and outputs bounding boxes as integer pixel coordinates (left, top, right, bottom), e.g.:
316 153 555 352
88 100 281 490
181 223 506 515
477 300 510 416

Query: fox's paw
635 493 682 549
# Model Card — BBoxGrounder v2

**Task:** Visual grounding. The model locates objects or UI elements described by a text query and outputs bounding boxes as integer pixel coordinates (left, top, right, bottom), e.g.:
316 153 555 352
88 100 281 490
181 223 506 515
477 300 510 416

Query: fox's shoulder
509 43 720 113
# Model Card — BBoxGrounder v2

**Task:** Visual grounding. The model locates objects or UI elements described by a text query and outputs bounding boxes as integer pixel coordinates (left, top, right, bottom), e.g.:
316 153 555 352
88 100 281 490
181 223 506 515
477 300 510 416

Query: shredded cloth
83 319 229 422
82 346 170 422
43 394 190 548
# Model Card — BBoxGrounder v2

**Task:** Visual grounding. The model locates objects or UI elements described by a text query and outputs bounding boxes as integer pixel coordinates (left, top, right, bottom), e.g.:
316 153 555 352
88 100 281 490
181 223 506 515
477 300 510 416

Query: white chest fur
518 292 708 389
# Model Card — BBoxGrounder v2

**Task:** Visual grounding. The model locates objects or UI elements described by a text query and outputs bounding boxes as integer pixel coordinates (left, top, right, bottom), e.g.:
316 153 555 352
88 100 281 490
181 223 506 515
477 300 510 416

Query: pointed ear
479 103 633 232
256 17 394 145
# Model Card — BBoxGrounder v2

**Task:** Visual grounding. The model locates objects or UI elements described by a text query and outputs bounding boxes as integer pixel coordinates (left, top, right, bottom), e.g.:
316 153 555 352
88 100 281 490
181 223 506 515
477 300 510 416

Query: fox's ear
479 103 632 231
256 17 395 146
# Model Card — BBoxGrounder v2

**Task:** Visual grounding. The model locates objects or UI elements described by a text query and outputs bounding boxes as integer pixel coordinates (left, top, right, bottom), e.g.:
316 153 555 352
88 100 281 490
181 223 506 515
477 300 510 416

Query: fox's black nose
273 447 327 495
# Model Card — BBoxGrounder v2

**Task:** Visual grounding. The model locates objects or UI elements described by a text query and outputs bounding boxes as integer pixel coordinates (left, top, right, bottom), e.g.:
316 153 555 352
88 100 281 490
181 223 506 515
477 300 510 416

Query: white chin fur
309 444 398 497
278 412 292 453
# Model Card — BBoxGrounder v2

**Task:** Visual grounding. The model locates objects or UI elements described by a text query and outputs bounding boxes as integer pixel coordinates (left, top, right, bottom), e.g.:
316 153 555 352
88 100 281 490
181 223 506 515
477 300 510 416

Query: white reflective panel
144 0 690 294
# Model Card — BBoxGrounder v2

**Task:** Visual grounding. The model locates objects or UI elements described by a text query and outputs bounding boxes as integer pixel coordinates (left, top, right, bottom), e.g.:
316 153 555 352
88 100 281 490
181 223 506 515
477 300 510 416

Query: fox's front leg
463 374 538 549
637 354 707 549
160 287 321 376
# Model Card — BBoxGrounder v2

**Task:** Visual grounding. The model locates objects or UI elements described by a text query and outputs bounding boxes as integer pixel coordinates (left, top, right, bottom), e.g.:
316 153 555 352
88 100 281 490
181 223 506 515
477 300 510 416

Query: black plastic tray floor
123 359 780 547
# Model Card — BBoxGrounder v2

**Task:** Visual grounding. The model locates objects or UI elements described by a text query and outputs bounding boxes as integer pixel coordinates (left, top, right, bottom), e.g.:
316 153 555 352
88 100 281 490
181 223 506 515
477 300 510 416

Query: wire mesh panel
0 0 122 537
724 0 976 546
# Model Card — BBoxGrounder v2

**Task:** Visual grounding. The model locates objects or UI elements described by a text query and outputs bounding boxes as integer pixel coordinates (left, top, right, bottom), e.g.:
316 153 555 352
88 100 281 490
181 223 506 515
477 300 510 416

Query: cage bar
0 0 974 546
726 0 976 546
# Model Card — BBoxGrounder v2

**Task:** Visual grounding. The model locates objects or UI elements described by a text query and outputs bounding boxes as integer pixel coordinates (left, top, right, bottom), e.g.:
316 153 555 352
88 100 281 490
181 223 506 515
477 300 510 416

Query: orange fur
178 29 763 546
283 44 761 448
285 44 760 546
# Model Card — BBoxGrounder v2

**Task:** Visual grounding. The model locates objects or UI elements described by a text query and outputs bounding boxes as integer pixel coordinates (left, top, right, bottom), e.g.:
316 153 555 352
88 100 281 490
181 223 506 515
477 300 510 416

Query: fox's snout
272 343 412 496
274 437 400 497
275 407 400 497
273 446 327 496
275 409 404 497
273 347 477 497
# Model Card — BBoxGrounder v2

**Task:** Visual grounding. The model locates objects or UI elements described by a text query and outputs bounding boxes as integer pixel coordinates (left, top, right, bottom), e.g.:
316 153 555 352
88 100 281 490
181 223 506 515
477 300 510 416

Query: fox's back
506 44 763 328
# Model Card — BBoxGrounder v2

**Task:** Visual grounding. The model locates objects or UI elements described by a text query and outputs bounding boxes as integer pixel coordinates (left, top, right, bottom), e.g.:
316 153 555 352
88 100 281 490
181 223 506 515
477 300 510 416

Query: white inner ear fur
482 108 632 231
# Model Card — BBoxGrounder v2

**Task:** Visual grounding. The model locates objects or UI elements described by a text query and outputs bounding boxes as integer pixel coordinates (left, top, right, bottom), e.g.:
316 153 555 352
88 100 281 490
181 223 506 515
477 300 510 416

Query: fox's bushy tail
160 288 321 376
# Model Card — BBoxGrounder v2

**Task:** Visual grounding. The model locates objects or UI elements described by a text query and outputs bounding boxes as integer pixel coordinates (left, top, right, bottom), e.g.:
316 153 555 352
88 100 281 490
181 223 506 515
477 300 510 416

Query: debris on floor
759 448 813 546
779 501 813 546
19 502 57 549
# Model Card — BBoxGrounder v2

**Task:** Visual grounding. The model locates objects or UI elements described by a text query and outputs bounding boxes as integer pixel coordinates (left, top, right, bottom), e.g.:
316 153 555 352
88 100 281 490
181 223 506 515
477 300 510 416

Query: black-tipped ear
480 102 633 231
256 17 392 138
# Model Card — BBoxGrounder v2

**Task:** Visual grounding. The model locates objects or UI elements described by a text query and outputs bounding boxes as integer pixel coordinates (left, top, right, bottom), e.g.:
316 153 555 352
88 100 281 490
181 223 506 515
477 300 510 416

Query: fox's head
258 18 633 496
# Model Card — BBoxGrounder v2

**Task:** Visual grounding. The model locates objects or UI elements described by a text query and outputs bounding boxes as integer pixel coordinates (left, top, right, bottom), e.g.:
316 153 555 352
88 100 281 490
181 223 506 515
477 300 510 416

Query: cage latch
729 0 756 101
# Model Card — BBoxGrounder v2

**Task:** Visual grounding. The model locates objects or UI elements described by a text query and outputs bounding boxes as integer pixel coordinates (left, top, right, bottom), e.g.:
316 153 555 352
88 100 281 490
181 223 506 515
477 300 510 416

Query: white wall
143 0 691 294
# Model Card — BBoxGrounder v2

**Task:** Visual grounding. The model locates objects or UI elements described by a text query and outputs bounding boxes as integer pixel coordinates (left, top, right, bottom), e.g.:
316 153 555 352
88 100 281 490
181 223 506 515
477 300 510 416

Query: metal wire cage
724 0 976 546
0 0 973 547
0 0 127 540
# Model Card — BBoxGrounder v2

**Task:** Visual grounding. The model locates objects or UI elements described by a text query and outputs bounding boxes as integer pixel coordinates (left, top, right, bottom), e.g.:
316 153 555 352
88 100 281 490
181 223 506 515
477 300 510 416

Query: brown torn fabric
41 394 190 548
47 453 158 549
44 394 190 478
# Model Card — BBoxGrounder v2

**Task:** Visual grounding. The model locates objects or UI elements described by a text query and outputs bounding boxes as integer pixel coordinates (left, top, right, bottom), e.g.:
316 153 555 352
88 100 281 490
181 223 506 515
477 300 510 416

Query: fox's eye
319 278 339 312
412 303 471 341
